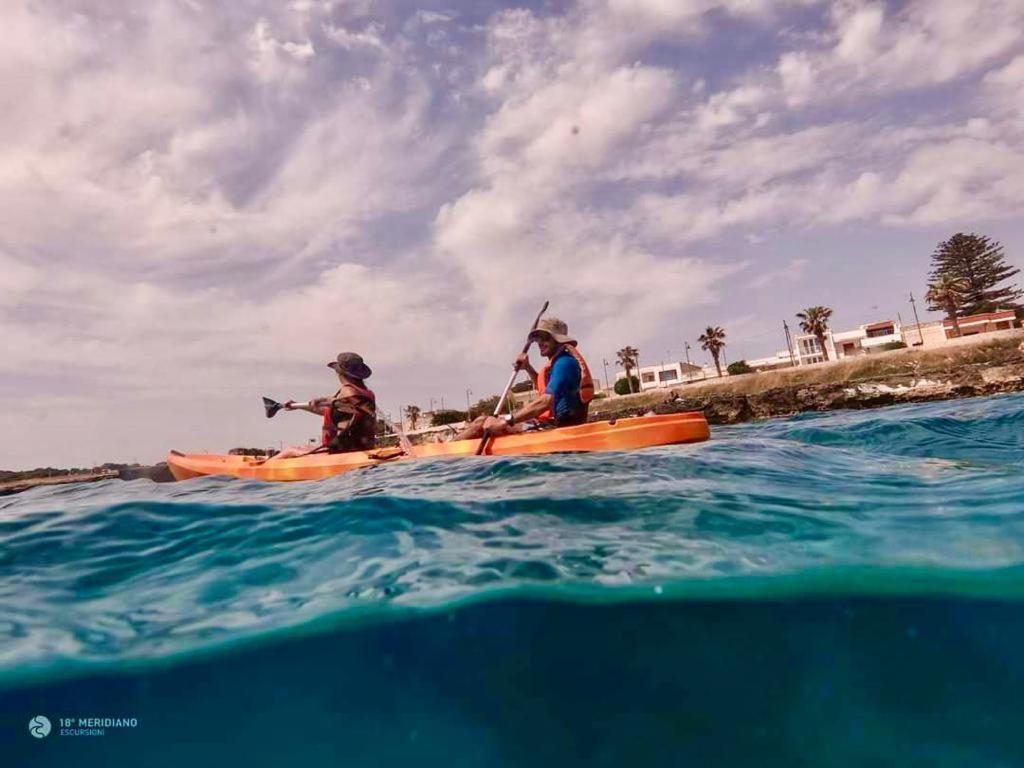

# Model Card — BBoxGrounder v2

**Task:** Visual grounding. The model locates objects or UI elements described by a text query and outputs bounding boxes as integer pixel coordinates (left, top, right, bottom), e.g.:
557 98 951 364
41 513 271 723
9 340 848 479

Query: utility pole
783 320 796 367
601 359 610 392
684 342 693 381
429 397 435 413
909 291 925 346
441 396 445 411
465 388 472 415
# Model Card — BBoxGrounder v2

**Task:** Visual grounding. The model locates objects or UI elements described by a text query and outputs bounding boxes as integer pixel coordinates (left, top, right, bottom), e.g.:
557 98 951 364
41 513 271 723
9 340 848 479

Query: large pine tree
928 233 1021 316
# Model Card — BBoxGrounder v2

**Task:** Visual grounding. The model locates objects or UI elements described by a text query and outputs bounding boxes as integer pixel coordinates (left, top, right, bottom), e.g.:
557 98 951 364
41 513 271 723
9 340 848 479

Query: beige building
903 310 1018 347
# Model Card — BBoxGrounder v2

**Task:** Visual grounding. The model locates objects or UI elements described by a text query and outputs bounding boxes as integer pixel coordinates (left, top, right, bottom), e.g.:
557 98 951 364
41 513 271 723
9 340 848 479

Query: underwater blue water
3 394 1024 766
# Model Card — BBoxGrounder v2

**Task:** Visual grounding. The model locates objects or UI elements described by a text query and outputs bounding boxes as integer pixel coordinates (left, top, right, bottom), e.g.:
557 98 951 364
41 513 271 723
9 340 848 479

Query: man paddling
455 318 594 440
266 352 377 460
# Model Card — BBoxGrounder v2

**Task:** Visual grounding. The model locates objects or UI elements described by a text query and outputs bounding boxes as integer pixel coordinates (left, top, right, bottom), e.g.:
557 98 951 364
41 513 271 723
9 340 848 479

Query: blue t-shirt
544 349 584 421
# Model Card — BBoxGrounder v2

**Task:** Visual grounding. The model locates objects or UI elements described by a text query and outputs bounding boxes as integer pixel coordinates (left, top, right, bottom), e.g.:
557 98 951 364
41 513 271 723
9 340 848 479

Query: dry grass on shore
590 330 1024 415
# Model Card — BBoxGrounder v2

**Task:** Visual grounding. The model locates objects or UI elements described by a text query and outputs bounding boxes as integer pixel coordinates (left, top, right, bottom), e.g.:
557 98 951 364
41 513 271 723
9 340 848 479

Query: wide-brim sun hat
529 317 576 346
327 352 372 379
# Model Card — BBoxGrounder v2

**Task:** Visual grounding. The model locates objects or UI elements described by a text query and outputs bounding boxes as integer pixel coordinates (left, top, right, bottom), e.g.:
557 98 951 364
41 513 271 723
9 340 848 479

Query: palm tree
698 326 726 377
404 405 422 430
616 346 639 393
926 275 968 337
796 306 834 362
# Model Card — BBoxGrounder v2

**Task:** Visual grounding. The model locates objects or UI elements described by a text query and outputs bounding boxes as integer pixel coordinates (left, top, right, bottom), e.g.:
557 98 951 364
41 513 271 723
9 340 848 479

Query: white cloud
605 0 821 35
322 21 386 51
435 5 742 348
778 0 1024 101
834 4 884 63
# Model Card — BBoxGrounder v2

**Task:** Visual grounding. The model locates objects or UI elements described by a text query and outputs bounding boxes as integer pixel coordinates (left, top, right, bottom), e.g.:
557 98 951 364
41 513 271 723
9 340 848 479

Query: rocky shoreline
590 335 1024 425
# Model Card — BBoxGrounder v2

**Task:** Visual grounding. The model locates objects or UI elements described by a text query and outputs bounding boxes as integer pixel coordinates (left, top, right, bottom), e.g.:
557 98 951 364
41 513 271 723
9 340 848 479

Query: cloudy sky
2 0 1023 469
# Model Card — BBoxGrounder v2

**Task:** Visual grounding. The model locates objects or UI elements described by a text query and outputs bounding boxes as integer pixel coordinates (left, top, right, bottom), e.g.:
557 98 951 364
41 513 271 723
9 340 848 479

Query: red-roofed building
942 310 1017 338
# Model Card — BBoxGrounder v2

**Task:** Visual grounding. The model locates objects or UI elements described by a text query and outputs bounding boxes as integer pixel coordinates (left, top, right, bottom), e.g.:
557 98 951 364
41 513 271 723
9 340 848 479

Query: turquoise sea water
3 394 1024 766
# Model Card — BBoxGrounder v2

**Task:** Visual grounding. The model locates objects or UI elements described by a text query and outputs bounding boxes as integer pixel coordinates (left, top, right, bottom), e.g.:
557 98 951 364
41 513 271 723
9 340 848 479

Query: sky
2 0 1023 469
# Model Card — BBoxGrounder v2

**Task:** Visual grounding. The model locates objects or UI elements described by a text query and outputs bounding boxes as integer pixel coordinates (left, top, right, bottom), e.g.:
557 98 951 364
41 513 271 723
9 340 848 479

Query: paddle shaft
475 301 549 456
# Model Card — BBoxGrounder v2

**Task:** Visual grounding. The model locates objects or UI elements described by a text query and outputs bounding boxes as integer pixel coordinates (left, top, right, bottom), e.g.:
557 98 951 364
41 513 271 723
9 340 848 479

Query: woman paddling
264 352 377 461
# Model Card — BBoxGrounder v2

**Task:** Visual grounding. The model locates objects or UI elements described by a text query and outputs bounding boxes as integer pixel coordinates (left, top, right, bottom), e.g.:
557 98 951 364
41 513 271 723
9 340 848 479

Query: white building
616 360 704 391
747 350 796 371
833 319 902 358
795 319 903 364
793 333 835 365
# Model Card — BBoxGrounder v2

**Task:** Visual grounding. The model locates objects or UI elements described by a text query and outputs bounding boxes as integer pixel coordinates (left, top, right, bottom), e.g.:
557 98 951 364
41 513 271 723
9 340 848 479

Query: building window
866 324 895 338
641 372 656 383
658 369 678 382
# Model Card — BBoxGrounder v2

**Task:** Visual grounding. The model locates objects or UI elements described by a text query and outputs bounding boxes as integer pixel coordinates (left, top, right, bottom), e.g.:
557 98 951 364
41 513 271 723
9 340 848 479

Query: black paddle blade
263 396 283 419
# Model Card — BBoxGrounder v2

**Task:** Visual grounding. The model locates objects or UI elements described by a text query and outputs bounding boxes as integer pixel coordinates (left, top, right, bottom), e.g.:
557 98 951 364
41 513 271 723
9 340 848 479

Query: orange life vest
321 383 377 452
534 345 594 423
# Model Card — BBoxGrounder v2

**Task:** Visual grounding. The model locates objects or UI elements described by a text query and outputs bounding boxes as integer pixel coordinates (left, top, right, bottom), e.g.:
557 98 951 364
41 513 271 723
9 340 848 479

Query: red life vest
534 345 594 422
321 383 377 452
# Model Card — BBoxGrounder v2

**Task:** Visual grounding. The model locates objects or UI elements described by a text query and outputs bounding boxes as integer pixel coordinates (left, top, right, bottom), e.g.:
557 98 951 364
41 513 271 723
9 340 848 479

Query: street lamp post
465 388 472 416
684 342 693 381
909 291 925 346
601 359 610 392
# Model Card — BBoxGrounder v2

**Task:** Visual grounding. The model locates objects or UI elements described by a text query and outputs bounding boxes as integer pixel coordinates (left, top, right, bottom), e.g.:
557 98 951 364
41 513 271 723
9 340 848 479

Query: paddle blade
263 396 283 419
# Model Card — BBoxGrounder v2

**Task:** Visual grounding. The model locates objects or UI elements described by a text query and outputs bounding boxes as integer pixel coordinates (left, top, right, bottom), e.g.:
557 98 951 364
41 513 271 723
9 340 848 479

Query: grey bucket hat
327 352 372 379
528 317 577 346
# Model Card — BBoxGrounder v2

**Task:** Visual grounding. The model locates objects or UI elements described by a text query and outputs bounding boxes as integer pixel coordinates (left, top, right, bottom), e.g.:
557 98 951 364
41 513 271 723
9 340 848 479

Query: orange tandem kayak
167 412 710 482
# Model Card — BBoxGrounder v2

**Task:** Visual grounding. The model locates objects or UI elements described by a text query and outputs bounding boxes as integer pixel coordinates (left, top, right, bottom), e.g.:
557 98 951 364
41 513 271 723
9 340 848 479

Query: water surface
3 394 1024 766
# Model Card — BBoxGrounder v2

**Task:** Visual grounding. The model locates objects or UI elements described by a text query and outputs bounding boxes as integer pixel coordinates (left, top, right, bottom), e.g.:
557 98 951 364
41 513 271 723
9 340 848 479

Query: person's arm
285 396 333 415
481 393 552 434
507 393 554 425
514 352 539 386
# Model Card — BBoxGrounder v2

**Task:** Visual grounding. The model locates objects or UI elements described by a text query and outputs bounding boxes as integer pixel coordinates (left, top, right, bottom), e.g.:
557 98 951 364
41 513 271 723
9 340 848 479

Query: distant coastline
0 464 174 497
590 330 1024 424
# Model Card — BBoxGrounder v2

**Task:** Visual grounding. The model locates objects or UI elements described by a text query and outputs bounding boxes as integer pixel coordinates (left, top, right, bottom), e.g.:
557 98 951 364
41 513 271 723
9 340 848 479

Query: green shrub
431 409 468 426
613 376 639 395
727 360 753 375
469 395 513 418
880 341 907 351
